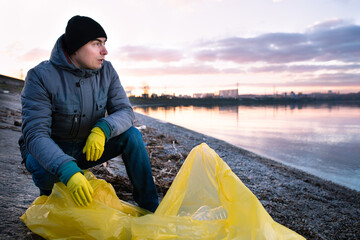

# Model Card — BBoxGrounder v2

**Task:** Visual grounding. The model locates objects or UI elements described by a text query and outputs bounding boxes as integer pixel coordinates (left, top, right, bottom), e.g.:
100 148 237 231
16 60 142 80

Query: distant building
193 93 215 98
290 91 296 98
160 94 173 99
178 94 192 98
327 90 339 95
125 90 133 97
219 89 238 98
204 93 215 98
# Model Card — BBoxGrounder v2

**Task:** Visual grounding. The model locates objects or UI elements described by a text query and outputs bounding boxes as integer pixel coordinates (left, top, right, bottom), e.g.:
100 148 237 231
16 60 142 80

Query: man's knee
26 155 58 191
122 126 144 146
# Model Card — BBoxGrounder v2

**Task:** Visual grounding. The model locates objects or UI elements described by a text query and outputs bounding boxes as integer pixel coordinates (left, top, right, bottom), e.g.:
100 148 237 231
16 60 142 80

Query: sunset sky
1 0 360 96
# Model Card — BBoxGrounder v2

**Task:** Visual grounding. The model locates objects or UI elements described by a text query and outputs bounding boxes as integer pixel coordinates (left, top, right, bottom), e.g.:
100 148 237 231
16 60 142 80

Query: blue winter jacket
19 35 134 182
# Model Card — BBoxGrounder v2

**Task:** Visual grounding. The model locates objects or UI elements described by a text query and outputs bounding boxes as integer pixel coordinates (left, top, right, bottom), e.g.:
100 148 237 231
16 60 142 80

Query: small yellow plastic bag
21 143 305 239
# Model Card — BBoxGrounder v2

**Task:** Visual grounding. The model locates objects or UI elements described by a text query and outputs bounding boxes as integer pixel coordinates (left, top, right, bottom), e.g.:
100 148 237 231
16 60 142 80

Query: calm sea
134 104 360 191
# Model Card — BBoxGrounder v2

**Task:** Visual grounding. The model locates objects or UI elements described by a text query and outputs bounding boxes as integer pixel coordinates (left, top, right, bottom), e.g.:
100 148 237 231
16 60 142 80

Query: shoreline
134 110 359 191
134 112 360 239
131 104 360 193
0 89 359 239
134 112 359 195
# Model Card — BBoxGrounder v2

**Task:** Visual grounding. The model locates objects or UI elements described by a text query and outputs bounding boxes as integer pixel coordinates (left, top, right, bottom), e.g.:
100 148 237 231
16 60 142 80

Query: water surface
134 104 360 191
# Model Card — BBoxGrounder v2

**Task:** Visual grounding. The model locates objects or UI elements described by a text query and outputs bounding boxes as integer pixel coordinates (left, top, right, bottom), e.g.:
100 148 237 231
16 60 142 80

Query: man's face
71 37 108 70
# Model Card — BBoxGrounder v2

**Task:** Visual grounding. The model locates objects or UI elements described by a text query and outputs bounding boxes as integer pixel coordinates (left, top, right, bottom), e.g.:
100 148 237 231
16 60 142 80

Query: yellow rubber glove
82 127 106 161
67 172 94 207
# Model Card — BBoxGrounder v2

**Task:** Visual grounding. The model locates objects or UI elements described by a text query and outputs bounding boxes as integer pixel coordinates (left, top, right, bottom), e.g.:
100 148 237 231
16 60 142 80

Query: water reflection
134 104 360 191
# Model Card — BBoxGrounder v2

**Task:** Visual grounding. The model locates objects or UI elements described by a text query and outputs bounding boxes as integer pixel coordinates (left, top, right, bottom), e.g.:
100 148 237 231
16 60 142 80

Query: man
18 15 159 212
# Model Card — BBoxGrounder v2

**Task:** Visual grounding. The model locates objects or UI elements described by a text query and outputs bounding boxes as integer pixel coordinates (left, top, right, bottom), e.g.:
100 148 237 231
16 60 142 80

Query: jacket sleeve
95 64 135 139
21 68 80 178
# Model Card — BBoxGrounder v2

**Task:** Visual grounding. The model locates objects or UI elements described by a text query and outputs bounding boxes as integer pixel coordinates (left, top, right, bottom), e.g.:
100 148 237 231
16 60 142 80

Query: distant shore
129 93 360 107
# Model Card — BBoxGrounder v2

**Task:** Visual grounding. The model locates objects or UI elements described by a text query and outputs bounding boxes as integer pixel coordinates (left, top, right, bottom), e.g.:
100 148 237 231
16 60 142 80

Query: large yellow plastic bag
21 143 305 239
132 143 304 239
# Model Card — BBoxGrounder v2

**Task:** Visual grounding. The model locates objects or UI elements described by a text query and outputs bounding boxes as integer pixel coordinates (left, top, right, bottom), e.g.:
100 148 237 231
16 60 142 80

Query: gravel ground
0 88 359 240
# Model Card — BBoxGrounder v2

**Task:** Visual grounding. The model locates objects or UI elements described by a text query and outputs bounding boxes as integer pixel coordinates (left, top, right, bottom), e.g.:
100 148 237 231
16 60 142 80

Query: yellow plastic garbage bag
21 143 305 239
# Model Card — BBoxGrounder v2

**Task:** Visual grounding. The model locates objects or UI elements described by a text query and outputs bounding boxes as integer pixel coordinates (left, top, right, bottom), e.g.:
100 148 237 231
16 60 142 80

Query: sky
1 0 360 96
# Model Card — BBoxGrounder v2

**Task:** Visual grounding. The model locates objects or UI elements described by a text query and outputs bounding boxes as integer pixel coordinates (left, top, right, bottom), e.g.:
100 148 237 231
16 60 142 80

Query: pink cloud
19 48 50 61
249 64 360 74
118 64 221 76
113 45 183 62
308 18 351 31
112 20 360 89
193 22 360 64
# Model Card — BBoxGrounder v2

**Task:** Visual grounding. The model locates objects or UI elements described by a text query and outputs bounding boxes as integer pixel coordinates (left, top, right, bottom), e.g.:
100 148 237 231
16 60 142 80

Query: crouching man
19 15 159 212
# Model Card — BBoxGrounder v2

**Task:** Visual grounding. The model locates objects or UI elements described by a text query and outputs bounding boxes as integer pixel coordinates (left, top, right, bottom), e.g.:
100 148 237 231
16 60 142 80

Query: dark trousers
25 126 159 212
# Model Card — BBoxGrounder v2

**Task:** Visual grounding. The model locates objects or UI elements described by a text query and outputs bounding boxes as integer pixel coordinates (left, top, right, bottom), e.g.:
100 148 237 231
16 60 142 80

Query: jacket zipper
70 114 79 136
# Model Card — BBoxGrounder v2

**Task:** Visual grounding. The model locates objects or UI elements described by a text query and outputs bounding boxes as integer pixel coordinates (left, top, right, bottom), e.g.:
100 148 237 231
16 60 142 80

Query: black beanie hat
64 15 107 55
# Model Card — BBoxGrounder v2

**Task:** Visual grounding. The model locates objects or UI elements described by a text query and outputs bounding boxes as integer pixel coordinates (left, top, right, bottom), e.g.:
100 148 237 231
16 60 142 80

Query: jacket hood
49 34 101 78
